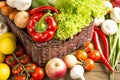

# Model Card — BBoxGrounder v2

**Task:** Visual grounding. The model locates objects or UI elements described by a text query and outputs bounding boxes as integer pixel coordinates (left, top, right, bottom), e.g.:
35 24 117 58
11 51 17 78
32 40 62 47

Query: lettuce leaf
54 0 107 40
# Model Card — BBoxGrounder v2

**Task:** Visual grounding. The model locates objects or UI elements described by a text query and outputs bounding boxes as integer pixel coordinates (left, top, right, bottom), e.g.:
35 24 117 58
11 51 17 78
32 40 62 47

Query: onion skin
63 54 78 69
14 11 30 28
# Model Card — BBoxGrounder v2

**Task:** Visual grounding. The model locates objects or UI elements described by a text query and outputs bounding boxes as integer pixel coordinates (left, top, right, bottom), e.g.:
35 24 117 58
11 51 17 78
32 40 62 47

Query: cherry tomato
19 54 31 64
5 55 17 67
84 41 94 53
84 58 95 71
76 50 88 61
12 64 23 75
15 45 24 57
14 74 27 80
25 63 37 74
88 50 101 61
32 67 45 80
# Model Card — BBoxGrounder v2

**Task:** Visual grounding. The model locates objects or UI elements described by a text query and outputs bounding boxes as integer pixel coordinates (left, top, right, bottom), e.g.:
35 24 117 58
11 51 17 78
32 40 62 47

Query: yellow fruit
0 63 10 80
0 37 16 54
0 53 5 63
0 32 16 41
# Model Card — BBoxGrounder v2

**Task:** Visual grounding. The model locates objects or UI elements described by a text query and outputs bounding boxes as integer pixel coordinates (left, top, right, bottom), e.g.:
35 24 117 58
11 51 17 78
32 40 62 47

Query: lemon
0 53 5 63
0 37 16 54
0 32 16 41
0 63 10 80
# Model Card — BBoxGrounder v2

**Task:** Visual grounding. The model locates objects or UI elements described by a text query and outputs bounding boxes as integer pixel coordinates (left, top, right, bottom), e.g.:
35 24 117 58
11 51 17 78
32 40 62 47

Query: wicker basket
1 13 94 67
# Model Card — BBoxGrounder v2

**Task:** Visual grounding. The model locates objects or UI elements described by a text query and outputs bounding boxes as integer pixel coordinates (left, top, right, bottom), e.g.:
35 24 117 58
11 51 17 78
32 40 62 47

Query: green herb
54 0 107 40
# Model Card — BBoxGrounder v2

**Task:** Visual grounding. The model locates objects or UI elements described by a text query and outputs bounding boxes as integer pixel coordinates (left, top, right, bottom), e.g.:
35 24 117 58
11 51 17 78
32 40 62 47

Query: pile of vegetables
0 0 107 41
63 41 101 80
93 1 120 80
1 0 120 80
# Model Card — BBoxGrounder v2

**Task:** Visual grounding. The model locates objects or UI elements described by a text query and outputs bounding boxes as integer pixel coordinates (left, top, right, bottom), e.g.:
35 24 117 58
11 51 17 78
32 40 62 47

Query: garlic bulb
15 0 32 11
94 17 105 26
70 65 85 80
101 19 118 35
6 0 15 8
110 7 120 23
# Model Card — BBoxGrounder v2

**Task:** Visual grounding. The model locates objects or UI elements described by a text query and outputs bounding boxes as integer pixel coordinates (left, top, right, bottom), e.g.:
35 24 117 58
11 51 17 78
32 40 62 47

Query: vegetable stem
109 23 120 80
13 54 30 78
109 24 120 60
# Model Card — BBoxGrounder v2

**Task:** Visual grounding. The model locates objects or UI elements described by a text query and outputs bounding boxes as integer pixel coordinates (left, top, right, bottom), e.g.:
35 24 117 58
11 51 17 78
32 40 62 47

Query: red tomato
25 63 37 74
15 45 24 57
84 41 94 53
14 74 27 80
76 50 88 61
12 64 23 75
88 50 101 61
32 67 45 80
5 55 17 67
19 54 31 64
84 58 95 71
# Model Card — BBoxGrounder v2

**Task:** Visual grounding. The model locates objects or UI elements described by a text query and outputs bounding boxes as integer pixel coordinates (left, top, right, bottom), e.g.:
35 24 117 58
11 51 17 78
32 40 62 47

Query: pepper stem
35 12 53 33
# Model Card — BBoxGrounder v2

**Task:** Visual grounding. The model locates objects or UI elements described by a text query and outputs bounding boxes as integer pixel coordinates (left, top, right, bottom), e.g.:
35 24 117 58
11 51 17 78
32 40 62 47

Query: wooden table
54 59 120 80
84 62 120 80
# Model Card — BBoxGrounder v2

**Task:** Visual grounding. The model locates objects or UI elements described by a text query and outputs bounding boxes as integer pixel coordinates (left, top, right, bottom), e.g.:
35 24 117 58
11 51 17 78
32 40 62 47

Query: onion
63 54 82 69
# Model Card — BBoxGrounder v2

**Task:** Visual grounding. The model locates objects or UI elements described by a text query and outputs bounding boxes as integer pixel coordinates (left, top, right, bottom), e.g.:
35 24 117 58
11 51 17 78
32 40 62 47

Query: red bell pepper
94 26 109 61
93 31 114 72
27 6 58 42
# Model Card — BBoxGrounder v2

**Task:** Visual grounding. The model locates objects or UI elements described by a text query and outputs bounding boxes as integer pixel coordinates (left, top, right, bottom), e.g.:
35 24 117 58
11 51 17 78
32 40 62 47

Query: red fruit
88 50 101 61
32 67 45 80
84 58 95 71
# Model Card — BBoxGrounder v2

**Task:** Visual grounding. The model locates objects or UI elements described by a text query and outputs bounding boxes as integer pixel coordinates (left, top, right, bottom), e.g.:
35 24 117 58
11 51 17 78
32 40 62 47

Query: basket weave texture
1 13 94 67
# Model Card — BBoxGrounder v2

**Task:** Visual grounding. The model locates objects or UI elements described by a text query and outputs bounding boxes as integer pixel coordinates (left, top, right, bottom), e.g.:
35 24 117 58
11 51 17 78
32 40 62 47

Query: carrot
0 1 7 9
9 11 18 20
1 6 15 16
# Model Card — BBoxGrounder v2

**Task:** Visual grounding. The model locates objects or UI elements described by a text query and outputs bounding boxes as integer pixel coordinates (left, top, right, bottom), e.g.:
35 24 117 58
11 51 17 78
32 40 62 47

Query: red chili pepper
27 12 57 42
29 6 59 15
93 31 114 72
94 26 109 61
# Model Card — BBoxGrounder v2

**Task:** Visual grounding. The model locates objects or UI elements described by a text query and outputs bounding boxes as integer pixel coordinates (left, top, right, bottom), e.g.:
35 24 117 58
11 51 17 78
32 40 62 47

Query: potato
14 11 30 28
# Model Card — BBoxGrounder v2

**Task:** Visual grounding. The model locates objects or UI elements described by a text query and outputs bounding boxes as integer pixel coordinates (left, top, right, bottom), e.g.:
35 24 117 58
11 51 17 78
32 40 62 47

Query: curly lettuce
54 0 107 40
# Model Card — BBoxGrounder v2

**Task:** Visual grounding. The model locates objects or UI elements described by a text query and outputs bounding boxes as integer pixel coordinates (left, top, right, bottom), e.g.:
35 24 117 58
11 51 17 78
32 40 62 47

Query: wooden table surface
56 61 120 80
84 62 120 80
